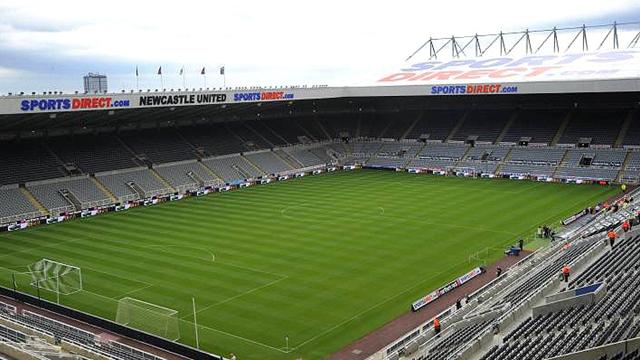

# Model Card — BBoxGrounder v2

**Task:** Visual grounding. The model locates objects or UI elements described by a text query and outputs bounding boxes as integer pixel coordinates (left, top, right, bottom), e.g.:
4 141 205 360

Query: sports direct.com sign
377 50 640 88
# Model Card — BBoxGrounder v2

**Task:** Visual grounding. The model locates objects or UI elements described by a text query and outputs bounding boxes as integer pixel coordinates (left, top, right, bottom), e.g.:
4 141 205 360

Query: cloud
0 0 638 93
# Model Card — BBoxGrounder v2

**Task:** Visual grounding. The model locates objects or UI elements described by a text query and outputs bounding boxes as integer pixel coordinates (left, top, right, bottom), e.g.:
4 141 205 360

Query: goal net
116 297 180 341
27 259 83 295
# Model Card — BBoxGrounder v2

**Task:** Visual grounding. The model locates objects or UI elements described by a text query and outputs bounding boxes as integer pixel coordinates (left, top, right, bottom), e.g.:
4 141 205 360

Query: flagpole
160 74 164 90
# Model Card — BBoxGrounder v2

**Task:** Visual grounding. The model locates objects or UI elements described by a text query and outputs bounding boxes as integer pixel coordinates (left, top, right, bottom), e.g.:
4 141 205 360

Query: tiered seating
498 164 555 178
202 155 264 183
154 161 223 190
179 123 246 156
501 109 566 144
284 148 325 167
508 147 566 166
0 304 168 360
464 145 510 162
555 167 620 181
231 121 277 148
48 135 137 173
264 118 307 144
308 146 336 164
98 169 172 200
244 151 292 174
366 142 422 168
562 149 626 168
317 116 359 139
0 141 65 185
28 177 110 210
0 323 27 343
622 111 640 145
359 115 390 138
480 235 640 360
424 321 490 360
405 109 464 140
382 111 420 139
452 109 511 143
120 129 196 164
0 187 41 224
298 118 331 141
559 109 626 145
418 143 468 160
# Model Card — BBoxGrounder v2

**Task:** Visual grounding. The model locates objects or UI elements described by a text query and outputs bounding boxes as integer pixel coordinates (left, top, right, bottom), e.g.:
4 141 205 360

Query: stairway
150 169 176 192
198 162 225 183
614 110 636 148
126 182 146 199
19 186 49 215
494 147 514 175
616 151 633 183
401 111 424 140
240 155 267 176
275 150 302 169
59 189 82 211
446 110 469 142
90 176 117 203
495 111 518 144
551 111 573 146
552 149 571 177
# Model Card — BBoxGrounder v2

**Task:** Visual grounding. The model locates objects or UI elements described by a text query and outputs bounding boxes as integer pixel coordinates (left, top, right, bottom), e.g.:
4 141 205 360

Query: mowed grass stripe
0 170 618 360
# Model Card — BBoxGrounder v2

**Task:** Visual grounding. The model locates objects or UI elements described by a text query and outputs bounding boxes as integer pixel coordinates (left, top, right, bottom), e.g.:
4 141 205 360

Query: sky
0 0 639 94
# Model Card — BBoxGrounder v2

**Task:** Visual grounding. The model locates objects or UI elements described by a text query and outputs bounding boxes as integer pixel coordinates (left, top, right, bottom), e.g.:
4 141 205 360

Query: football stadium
2 12 640 360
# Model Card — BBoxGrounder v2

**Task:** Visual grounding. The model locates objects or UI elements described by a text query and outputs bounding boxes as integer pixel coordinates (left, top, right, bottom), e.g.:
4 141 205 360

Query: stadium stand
0 141 65 185
120 129 197 164
559 109 627 145
202 154 265 183
500 109 567 144
244 150 293 174
179 123 246 156
405 109 464 140
47 135 139 174
154 161 223 192
27 176 111 213
0 301 180 360
97 168 173 201
451 109 512 143
0 186 42 225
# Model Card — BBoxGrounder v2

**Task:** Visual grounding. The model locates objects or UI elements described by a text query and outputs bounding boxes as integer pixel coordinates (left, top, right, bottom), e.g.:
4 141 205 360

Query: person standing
433 318 441 335
496 267 503 278
608 229 618 247
561 265 570 283
623 219 630 233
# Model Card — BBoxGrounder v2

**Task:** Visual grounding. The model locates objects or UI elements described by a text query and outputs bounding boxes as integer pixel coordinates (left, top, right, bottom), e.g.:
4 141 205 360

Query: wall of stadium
1 50 639 115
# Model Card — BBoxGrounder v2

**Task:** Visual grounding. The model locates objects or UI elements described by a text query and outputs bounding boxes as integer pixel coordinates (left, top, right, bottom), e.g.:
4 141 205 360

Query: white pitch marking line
81 287 290 354
183 276 288 319
114 284 154 299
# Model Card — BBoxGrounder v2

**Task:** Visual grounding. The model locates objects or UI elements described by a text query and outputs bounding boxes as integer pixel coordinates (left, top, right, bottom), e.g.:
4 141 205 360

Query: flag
179 67 184 76
157 66 162 75
201 67 206 75
135 66 139 77
219 66 225 75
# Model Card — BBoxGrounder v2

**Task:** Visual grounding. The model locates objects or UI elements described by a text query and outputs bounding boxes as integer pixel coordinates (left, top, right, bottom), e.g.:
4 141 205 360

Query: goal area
27 258 83 296
115 297 180 341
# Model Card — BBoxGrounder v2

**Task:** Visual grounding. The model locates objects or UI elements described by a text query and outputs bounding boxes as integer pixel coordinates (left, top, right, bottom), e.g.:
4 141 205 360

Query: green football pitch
0 170 618 360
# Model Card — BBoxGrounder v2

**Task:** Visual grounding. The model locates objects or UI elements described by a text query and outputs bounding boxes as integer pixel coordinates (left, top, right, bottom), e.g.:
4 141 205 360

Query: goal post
27 259 83 296
116 297 180 341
